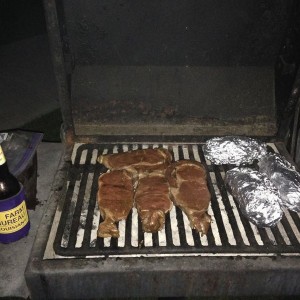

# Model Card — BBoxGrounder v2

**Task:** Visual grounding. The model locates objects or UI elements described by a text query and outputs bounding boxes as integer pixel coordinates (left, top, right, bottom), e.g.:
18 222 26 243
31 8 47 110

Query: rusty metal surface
71 65 277 136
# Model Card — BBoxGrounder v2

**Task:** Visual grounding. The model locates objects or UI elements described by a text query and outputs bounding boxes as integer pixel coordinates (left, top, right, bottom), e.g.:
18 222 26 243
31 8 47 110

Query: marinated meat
97 169 134 238
166 160 211 235
97 148 172 173
134 170 173 232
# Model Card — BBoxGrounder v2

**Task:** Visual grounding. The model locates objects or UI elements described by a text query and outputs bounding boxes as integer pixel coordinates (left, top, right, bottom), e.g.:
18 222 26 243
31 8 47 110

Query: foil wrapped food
226 168 283 227
259 153 300 212
203 136 267 165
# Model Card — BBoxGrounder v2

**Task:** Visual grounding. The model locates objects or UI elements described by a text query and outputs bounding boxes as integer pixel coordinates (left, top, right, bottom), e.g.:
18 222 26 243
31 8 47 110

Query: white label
0 200 29 234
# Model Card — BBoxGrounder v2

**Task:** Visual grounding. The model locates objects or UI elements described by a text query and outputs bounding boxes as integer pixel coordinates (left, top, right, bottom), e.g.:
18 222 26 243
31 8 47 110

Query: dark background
0 0 46 45
0 0 62 141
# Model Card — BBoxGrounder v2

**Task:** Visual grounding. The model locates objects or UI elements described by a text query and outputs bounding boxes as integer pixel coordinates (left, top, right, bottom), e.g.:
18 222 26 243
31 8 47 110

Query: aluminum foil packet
259 153 300 212
203 136 267 165
226 168 283 227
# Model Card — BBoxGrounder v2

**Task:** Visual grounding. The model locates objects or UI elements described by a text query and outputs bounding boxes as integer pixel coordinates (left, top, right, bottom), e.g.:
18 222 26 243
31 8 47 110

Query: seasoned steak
97 148 172 173
97 169 134 238
166 160 211 235
134 170 173 233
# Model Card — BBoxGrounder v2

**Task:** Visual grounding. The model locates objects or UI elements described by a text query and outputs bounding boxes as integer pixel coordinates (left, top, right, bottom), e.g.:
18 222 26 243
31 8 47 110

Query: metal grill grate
50 143 300 258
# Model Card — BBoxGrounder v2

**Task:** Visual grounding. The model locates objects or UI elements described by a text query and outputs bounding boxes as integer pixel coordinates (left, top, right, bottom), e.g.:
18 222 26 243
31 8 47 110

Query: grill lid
45 143 300 259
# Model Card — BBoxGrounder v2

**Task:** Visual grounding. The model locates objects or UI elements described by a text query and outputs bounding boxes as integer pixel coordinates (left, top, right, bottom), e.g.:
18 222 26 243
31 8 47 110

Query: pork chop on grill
134 170 173 233
166 160 211 235
97 148 172 173
97 169 135 238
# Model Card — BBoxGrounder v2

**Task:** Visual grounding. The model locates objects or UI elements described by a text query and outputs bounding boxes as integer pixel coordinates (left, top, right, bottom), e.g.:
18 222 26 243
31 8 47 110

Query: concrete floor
0 35 62 298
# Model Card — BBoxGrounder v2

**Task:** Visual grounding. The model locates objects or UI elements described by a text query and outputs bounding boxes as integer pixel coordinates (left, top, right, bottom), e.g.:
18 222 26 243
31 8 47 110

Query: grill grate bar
131 208 139 247
255 226 273 246
169 205 181 246
282 210 300 244
210 172 236 246
272 223 291 245
61 180 80 248
117 219 126 247
277 222 291 245
198 147 228 246
265 228 277 245
51 143 300 258
158 227 167 246
144 232 153 247
290 211 300 235
75 172 94 248
248 222 264 246
219 171 251 245
89 148 107 248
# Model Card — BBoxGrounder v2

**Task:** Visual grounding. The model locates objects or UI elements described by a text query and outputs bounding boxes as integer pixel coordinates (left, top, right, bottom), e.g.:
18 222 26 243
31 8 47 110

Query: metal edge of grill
44 142 300 259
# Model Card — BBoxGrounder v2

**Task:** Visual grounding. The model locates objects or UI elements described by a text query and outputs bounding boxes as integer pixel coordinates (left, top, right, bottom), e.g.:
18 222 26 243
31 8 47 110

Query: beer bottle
0 144 20 199
0 144 30 243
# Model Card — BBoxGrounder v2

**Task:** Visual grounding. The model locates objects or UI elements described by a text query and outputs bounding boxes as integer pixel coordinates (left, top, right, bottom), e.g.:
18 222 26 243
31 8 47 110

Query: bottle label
0 200 29 234
0 146 6 166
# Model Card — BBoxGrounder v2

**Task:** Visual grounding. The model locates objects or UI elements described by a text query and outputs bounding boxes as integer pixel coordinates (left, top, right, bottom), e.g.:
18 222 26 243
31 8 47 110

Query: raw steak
134 170 173 233
97 148 172 173
166 160 211 235
97 169 134 238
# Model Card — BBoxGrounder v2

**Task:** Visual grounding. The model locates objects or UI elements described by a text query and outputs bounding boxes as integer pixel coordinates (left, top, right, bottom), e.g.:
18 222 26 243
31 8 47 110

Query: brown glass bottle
0 144 20 200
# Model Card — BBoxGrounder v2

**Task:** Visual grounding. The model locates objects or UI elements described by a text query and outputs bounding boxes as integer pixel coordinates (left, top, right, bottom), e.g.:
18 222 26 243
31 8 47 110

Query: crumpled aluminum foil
226 168 283 227
203 136 267 165
259 153 300 212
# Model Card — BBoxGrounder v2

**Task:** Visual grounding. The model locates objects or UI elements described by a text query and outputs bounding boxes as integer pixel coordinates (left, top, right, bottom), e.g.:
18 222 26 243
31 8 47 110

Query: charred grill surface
53 143 300 257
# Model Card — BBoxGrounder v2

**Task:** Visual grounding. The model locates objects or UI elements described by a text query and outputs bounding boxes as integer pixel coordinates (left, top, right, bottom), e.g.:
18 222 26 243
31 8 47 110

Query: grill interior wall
59 1 291 136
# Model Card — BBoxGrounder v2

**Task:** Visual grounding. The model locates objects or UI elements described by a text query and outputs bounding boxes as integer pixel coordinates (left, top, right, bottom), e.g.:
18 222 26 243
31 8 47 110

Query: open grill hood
53 0 290 139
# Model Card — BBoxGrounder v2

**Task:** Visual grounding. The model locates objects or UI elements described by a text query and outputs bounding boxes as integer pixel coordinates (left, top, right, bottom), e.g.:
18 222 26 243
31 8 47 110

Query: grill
25 1 300 298
45 143 300 259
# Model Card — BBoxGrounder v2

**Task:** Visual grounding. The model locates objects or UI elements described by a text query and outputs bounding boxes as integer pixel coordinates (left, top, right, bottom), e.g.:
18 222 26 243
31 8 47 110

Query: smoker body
25 1 300 298
26 142 300 299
